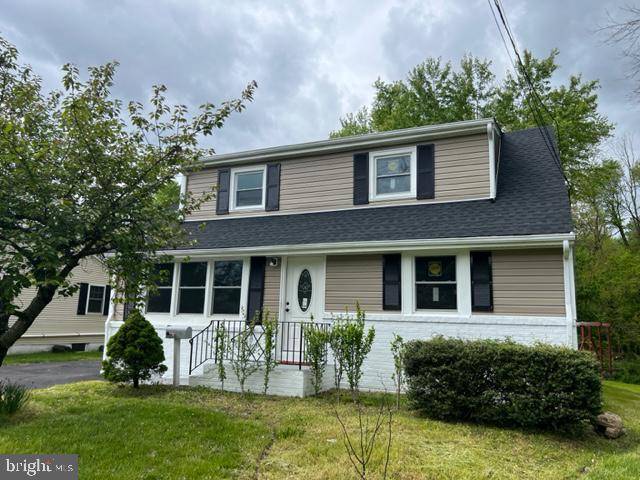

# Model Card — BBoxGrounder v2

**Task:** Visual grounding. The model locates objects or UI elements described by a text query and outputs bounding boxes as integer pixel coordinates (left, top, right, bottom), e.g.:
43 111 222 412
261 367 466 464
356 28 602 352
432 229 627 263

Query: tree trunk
133 376 139 388
0 284 57 367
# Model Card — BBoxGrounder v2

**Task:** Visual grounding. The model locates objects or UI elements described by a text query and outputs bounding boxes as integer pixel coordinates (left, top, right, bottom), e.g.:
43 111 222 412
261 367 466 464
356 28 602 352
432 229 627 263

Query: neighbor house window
146 263 174 313
86 285 106 314
415 256 457 310
370 147 416 200
178 262 207 314
232 167 265 210
212 260 243 314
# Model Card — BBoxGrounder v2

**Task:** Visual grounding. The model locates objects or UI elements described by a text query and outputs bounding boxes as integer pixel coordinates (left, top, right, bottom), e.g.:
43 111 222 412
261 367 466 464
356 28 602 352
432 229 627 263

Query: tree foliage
102 310 167 388
0 36 256 365
330 50 613 196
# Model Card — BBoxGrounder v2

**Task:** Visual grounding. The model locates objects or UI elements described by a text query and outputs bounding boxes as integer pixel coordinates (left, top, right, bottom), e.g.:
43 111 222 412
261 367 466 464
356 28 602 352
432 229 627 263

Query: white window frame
86 284 107 315
230 165 267 212
177 261 209 315
369 146 417 202
412 255 459 313
145 264 175 314
210 259 245 316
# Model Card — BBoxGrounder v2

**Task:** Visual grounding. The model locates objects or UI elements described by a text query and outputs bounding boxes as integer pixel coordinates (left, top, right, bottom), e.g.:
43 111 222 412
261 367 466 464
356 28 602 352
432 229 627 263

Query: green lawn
0 381 638 479
4 350 102 365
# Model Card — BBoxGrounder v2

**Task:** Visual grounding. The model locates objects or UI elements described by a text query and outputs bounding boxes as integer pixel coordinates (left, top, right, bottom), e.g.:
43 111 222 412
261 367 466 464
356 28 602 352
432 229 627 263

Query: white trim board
161 233 575 258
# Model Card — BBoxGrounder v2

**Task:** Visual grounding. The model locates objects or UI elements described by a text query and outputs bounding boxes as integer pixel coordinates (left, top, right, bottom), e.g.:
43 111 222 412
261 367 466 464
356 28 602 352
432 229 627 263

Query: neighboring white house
10 256 109 354
105 118 577 396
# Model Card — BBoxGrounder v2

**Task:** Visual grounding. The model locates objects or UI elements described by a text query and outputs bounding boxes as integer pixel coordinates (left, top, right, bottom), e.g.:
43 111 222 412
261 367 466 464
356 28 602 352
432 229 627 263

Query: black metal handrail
188 320 330 374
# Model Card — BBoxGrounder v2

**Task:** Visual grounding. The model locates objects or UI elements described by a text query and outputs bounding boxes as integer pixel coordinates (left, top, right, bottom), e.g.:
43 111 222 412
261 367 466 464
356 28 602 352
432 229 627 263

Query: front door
285 256 324 323
280 256 324 365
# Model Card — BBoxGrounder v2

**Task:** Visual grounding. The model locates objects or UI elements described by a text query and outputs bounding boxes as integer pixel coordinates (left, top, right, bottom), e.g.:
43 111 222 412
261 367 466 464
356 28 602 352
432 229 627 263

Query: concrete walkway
0 360 102 388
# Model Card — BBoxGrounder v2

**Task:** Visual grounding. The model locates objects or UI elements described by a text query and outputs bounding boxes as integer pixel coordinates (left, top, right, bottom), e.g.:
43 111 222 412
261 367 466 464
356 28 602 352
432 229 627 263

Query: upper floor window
147 263 174 313
231 166 266 210
370 147 416 201
178 262 207 314
415 256 457 310
86 285 106 314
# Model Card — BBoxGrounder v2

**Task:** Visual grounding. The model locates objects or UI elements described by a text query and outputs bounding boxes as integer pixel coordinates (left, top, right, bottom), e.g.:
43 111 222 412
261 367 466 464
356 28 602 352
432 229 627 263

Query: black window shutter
265 163 281 211
471 252 493 312
102 285 111 316
383 254 402 311
353 152 369 205
216 168 231 215
76 283 88 315
246 256 266 324
416 144 435 199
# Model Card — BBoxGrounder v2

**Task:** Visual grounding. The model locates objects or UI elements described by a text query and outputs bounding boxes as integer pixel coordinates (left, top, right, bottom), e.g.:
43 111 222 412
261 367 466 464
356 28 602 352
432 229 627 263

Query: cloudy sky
0 0 636 153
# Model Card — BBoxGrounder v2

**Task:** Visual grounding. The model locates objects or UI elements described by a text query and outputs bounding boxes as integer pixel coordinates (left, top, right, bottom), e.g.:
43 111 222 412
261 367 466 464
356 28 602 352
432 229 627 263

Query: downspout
563 240 578 348
487 122 497 201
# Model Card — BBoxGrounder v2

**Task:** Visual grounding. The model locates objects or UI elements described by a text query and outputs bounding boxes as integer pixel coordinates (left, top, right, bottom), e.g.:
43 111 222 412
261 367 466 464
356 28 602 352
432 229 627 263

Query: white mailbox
166 325 193 386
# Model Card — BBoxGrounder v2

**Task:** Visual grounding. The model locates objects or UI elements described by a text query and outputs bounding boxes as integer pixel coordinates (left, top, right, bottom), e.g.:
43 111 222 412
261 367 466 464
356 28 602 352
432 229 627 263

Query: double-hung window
147 263 174 313
86 285 106 313
178 262 207 314
415 256 457 310
232 167 265 210
370 148 416 200
212 260 243 314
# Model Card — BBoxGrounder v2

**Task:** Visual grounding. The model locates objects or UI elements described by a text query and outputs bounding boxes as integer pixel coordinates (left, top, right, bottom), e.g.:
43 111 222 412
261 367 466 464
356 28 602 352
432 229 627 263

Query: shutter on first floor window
265 163 281 211
383 254 402 311
471 251 493 312
216 167 231 214
353 152 369 205
102 285 111 316
416 144 435 199
76 283 88 315
246 256 266 324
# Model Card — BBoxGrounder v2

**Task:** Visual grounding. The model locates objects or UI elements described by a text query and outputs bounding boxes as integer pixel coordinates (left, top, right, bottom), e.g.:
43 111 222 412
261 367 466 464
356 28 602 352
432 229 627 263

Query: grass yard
3 350 102 365
0 381 639 479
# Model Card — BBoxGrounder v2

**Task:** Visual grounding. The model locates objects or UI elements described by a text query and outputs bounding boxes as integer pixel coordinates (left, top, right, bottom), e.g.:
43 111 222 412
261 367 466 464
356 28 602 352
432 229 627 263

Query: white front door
284 256 325 323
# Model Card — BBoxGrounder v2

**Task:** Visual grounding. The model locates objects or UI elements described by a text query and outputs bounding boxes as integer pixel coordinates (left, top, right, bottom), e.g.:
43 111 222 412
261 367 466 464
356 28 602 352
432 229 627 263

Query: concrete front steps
189 361 334 397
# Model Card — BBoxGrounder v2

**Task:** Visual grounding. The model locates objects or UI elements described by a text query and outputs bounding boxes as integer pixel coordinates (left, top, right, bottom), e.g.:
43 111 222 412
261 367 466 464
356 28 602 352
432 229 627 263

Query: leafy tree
102 310 168 388
0 37 256 366
331 50 613 196
603 5 640 97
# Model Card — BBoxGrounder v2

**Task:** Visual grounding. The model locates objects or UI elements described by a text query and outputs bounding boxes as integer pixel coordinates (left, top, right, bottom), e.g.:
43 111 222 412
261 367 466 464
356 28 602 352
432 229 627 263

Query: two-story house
105 118 576 395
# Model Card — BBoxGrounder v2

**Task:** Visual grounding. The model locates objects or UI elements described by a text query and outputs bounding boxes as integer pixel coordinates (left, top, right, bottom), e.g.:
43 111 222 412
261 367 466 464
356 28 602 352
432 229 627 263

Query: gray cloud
0 0 636 154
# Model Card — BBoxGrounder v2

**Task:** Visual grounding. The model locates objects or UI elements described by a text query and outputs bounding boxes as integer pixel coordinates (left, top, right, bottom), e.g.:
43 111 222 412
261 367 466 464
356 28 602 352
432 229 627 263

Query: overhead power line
487 0 567 183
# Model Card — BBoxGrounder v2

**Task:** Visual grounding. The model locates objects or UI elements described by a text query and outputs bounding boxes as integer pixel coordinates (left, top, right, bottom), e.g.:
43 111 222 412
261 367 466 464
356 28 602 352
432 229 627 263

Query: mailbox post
166 326 192 386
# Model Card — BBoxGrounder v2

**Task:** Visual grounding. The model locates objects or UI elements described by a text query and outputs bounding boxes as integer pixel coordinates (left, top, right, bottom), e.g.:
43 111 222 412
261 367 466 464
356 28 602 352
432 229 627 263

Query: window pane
214 261 243 286
236 189 263 207
237 171 263 190
376 175 410 194
416 284 457 309
178 288 205 314
377 155 411 176
87 298 103 313
415 257 456 282
212 288 241 314
180 262 207 287
154 263 174 287
147 289 172 313
89 285 105 300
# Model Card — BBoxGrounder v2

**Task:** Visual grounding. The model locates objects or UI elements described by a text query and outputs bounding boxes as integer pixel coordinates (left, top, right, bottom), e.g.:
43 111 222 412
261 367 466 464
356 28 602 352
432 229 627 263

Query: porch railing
189 320 330 374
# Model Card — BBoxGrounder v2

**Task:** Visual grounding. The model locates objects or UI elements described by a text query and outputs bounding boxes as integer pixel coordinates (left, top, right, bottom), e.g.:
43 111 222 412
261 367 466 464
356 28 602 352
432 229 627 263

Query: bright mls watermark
1 455 77 479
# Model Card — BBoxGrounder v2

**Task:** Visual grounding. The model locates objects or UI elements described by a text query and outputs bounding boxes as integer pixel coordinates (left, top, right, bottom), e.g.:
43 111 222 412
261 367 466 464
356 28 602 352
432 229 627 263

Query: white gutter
161 233 575 258
200 118 495 167
21 332 104 338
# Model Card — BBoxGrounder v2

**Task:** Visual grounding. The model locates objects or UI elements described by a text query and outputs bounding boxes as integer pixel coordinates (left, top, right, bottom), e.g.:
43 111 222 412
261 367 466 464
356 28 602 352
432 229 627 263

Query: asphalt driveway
0 360 102 388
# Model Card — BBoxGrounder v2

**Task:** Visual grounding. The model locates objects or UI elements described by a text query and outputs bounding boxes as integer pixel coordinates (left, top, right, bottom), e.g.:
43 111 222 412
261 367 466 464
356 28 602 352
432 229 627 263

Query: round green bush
102 310 167 388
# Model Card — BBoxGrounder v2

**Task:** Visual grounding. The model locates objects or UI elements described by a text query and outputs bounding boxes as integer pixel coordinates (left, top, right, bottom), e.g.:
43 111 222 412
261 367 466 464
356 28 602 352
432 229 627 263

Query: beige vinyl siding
325 255 383 313
11 257 109 344
491 249 566 316
263 262 281 318
186 133 489 220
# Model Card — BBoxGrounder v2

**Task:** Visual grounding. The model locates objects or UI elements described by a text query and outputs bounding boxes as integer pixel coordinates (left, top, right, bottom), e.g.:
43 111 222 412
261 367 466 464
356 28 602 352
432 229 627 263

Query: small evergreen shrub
0 380 30 415
102 310 167 388
404 337 602 430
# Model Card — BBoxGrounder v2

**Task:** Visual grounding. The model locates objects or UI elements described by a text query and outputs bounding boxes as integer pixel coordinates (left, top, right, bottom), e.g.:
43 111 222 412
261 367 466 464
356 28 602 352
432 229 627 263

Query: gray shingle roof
180 127 572 250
